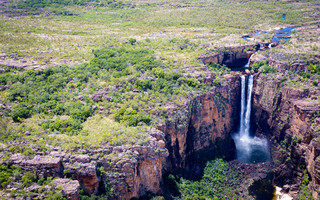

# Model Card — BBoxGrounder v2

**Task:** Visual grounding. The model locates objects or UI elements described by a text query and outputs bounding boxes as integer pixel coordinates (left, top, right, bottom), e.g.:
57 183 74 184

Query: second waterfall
232 75 270 163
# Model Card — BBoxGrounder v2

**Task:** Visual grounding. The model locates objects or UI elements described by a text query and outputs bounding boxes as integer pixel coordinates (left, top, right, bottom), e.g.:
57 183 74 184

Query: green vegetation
0 0 319 199
11 0 133 10
251 61 277 74
295 170 314 200
0 164 67 199
0 0 318 67
0 45 216 149
177 159 243 200
0 164 21 188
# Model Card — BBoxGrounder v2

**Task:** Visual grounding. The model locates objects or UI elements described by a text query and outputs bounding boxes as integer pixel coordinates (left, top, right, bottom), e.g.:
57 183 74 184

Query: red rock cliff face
158 75 240 173
252 73 320 199
97 129 169 200
6 75 241 200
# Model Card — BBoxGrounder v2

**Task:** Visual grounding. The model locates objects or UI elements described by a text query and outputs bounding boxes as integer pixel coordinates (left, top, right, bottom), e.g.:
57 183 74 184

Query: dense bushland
164 159 243 200
0 45 217 148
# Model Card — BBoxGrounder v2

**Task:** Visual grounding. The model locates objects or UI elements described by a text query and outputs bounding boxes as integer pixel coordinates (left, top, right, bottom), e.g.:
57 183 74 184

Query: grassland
0 0 319 151
0 1 319 199
0 0 319 68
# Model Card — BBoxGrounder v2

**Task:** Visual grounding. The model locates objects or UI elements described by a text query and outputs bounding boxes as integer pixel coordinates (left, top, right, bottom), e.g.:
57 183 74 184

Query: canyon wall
4 74 241 200
8 131 169 200
158 75 240 176
252 73 320 199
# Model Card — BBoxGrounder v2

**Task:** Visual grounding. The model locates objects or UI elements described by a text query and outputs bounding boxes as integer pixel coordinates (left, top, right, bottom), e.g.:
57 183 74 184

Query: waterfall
244 54 254 68
239 76 246 137
244 75 253 136
239 75 253 138
232 75 270 163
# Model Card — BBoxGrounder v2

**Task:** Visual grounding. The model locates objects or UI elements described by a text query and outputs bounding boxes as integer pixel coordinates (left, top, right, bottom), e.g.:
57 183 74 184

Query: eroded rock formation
52 179 81 200
158 75 240 175
5 128 169 200
252 73 320 198
199 44 261 68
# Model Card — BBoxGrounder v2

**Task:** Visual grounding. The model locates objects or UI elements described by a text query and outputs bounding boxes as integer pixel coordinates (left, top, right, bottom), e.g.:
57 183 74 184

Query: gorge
0 1 319 200
1 45 319 200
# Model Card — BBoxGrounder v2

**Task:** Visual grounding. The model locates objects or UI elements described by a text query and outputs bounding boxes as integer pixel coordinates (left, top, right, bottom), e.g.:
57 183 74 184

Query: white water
276 186 293 200
233 75 270 163
244 54 254 68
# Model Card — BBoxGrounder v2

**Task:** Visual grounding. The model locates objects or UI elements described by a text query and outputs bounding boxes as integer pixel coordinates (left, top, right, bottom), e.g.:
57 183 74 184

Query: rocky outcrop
97 137 169 199
252 73 320 198
91 88 111 102
250 52 320 72
52 179 81 200
64 162 99 195
10 154 63 178
199 44 260 68
4 127 169 200
158 75 240 175
4 73 242 199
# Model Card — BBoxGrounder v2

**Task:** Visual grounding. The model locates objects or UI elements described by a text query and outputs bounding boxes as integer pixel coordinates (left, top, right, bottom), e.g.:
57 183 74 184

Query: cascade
232 75 270 163
244 54 254 68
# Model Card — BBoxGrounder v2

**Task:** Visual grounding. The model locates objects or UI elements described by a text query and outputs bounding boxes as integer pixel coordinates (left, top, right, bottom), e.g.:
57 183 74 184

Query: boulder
11 155 63 178
64 162 99 195
52 178 80 200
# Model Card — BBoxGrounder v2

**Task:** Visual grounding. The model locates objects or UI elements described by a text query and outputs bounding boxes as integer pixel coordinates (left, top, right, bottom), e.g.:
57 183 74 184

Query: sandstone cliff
1 74 241 199
252 72 320 199
3 128 168 200
158 74 240 176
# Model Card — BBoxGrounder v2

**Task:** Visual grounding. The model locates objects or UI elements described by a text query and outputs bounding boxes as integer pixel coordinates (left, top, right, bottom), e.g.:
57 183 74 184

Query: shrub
178 159 242 199
115 107 151 126
186 78 199 87
312 80 318 86
152 67 164 78
213 78 221 87
10 103 31 122
164 71 182 81
0 164 21 188
262 65 277 74
22 172 36 187
136 79 152 91
308 64 320 74
296 170 314 200
48 119 82 134
129 38 137 45
252 61 266 72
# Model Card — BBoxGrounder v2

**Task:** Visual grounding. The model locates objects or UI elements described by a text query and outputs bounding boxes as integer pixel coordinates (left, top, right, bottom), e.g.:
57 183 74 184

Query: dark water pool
249 174 276 200
235 138 271 164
